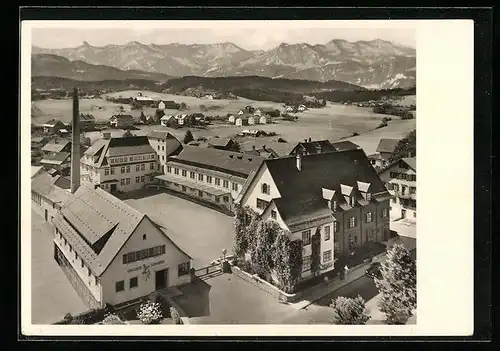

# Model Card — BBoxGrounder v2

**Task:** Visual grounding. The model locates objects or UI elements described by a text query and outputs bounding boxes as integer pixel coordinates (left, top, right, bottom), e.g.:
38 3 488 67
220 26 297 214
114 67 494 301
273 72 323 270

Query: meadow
32 90 413 153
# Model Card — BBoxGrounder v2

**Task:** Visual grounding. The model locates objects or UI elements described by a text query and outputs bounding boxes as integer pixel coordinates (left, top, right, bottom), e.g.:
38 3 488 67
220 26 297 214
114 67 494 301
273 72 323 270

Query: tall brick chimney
70 88 81 194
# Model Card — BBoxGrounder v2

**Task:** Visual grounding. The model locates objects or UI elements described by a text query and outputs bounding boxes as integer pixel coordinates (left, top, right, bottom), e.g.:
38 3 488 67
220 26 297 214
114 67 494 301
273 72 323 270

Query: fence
194 264 222 279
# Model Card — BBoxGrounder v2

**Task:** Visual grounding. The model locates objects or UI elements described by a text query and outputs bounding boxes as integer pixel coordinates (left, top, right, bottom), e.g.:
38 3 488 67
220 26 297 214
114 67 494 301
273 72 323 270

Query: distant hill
31 76 165 93
32 53 172 82
32 39 416 89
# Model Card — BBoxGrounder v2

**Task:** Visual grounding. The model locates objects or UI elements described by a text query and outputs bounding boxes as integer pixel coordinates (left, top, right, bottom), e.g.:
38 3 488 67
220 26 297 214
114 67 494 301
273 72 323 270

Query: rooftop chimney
252 145 256 150
296 153 302 171
262 145 266 151
308 137 312 142
70 88 81 194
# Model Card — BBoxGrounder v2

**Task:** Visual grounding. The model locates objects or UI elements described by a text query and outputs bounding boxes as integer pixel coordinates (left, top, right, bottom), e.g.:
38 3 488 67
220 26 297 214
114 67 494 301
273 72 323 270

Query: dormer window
261 183 270 195
332 200 337 212
366 193 371 202
351 196 356 207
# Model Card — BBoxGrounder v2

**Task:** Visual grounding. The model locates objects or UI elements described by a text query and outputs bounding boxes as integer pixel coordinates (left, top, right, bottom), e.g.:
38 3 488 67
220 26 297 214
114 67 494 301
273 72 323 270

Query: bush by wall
136 300 163 325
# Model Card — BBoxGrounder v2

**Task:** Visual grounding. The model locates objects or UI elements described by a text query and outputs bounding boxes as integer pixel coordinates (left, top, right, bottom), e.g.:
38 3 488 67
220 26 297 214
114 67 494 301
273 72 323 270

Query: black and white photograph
21 18 474 337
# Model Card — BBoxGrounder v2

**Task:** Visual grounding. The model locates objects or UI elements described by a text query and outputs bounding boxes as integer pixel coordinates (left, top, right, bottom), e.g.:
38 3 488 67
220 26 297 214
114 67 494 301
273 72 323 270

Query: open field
31 98 132 124
394 94 416 107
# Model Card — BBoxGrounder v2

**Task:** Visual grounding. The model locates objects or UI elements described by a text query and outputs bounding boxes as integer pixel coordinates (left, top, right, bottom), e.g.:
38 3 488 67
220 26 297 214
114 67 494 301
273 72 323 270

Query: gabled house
51 183 192 308
207 137 238 151
259 115 268 124
79 114 96 131
330 140 360 152
298 104 307 112
160 115 173 127
41 138 71 158
377 157 417 221
228 115 236 124
40 151 71 175
289 139 337 156
42 119 67 135
237 150 391 282
375 138 400 162
110 114 135 129
235 117 248 127
237 110 245 116
247 116 255 125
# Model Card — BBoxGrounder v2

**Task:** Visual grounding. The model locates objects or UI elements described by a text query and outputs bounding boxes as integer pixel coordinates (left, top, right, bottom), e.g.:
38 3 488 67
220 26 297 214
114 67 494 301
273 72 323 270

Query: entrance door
110 184 117 192
401 209 407 218
155 268 168 290
44 209 48 221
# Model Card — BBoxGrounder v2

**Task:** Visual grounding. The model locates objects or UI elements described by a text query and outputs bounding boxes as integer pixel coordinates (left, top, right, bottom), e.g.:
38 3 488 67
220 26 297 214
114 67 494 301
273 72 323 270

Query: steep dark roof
262 150 389 226
331 140 360 151
403 157 416 171
83 136 155 167
41 140 71 153
110 114 134 120
42 151 71 163
290 140 337 155
376 138 400 153
169 146 265 178
53 175 71 190
208 137 234 148
80 114 95 121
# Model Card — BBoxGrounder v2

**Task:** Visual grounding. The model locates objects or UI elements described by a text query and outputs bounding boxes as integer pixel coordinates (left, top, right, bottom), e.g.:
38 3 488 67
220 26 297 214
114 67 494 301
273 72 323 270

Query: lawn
30 210 88 324
122 190 235 268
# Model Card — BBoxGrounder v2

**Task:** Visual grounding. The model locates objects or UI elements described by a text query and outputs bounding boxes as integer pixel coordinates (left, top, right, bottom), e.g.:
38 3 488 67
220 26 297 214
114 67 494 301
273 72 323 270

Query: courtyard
121 189 235 268
30 210 88 324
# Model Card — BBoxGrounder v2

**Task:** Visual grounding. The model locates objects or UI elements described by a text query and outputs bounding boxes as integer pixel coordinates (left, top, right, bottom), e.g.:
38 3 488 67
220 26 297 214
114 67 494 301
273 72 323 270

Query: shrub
170 307 182 325
154 294 171 318
330 296 370 325
101 313 126 325
136 300 163 324
277 137 287 143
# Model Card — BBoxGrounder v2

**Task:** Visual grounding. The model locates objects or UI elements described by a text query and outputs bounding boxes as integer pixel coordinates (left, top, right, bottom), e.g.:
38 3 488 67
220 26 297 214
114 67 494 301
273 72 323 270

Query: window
410 186 416 194
81 259 84 268
382 208 389 218
393 184 399 192
366 193 371 202
142 234 146 240
182 170 187 177
120 179 125 186
115 281 125 292
126 178 130 185
174 168 179 175
120 166 125 174
215 196 220 203
150 163 155 170
198 174 203 181
324 226 331 241
223 180 229 188
323 250 332 262
223 196 229 202
401 173 407 180
390 172 398 178
261 183 269 194
232 183 238 191
392 198 397 203
302 256 311 272
386 182 393 190
215 178 221 186
206 176 212 183
135 176 140 183
141 164 145 171
366 212 373 223
351 196 356 207
167 166 172 173
104 168 109 176
157 145 160 150
271 210 277 220
136 164 140 172
130 277 138 289
162 146 165 151
302 230 311 246
367 228 376 242
334 242 341 256
333 221 339 233
256 198 269 210
414 212 417 218
348 216 357 228
348 235 357 250
126 166 130 173
110 168 115 175
198 190 203 197
190 171 195 179
178 262 191 277
123 245 166 264
129 157 133 162
87 267 91 276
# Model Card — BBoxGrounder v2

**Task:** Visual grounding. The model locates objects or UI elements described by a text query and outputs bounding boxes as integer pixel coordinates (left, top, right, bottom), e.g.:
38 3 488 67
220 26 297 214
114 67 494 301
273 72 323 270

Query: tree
183 130 194 144
389 129 416 163
179 102 187 110
155 109 164 122
233 205 250 257
330 296 370 325
310 230 321 276
375 244 416 324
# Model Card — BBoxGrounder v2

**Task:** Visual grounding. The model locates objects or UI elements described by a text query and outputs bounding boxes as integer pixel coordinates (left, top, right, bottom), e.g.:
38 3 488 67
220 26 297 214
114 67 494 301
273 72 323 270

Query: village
31 88 416 326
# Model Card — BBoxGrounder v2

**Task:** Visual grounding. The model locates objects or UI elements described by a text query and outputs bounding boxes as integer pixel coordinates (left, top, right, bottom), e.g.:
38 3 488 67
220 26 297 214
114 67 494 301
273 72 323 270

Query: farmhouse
207 137 238 151
79 114 96 131
157 101 165 110
110 114 135 129
52 183 193 309
243 145 280 159
80 134 160 193
236 150 391 281
237 110 244 116
40 152 71 175
377 157 416 221
147 130 183 174
160 115 173 127
247 116 256 125
254 107 277 117
31 168 72 223
374 138 400 166
154 146 265 212
298 104 307 112
41 138 71 158
228 115 235 124
289 139 337 156
235 117 248 127
330 141 360 152
42 119 67 135
259 115 268 124
133 96 156 107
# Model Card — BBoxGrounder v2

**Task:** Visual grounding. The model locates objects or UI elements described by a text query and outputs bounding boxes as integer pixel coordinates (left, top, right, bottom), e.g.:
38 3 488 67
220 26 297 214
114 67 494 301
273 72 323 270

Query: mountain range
32 39 416 89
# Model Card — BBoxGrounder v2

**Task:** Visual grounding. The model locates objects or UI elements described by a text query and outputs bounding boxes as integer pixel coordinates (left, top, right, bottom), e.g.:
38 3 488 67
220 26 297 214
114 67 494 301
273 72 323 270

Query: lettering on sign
320 261 333 270
151 260 165 267
127 266 142 274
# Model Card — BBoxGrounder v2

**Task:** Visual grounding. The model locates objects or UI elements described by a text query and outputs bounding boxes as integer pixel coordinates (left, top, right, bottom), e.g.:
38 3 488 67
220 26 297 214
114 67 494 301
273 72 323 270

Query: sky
30 22 416 50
